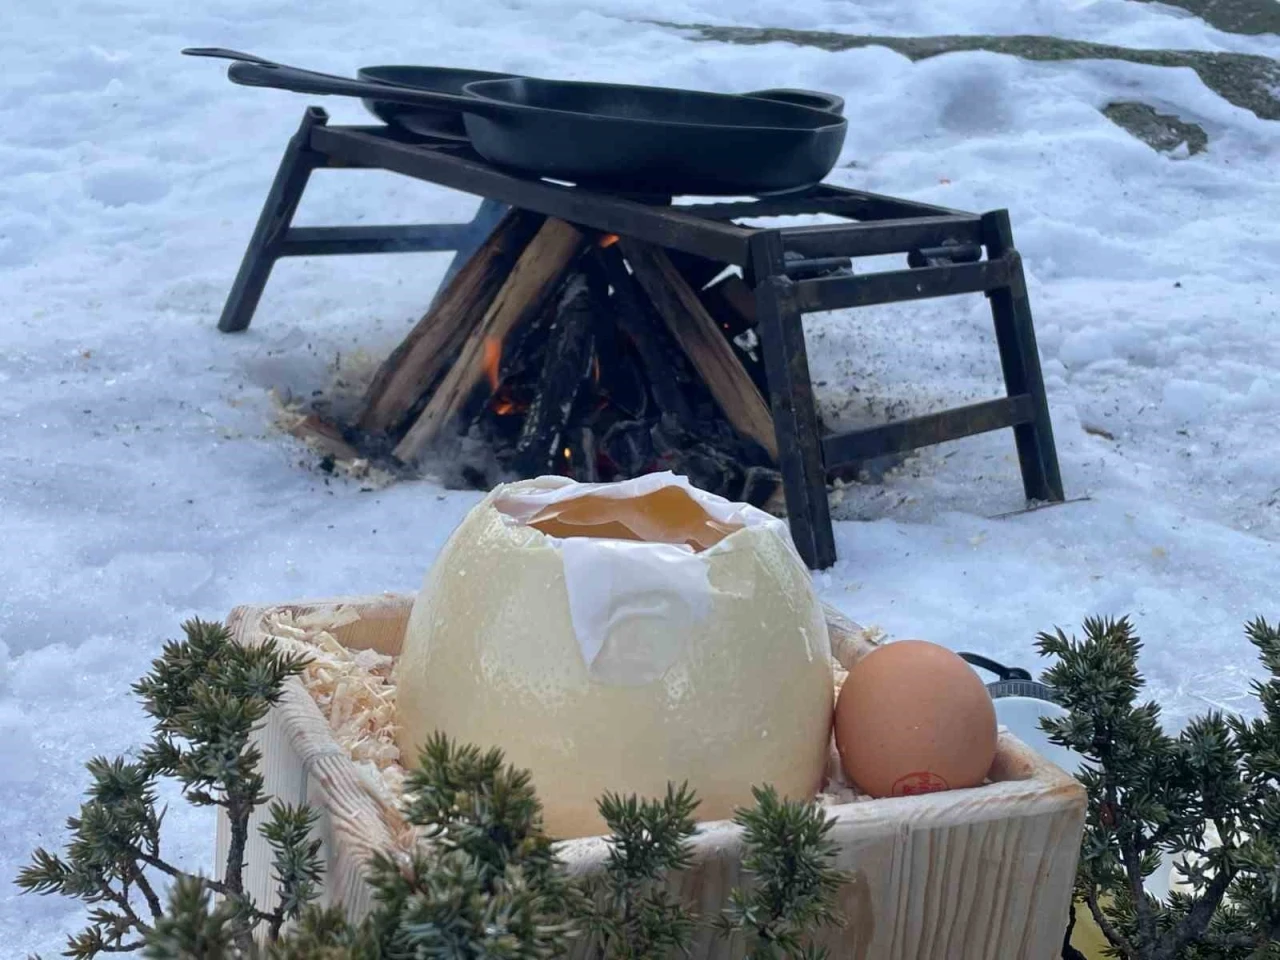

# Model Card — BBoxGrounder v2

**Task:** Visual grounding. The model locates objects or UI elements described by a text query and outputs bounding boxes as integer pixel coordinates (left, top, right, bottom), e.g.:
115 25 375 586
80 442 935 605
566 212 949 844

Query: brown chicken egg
835 639 997 799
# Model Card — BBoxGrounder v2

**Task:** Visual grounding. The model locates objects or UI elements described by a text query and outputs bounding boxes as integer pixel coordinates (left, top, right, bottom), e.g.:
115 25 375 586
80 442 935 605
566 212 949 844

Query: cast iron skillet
185 50 847 196
359 72 844 137
186 50 845 144
185 49 503 139
356 65 521 138
747 88 844 115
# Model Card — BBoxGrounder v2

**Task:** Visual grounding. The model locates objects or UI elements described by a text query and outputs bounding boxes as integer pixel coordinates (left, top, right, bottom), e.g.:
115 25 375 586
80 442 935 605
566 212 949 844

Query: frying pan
746 88 845 115
356 65 520 138
186 51 847 195
357 71 843 137
186 50 845 146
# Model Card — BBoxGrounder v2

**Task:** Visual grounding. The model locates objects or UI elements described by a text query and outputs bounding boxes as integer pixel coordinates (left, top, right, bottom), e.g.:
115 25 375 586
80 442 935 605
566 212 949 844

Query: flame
598 234 620 248
493 395 519 416
483 337 502 392
592 355 601 385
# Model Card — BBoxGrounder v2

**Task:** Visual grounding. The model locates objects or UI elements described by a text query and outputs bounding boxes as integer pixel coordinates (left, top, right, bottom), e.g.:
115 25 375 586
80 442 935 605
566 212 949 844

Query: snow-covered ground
2 0 1278 952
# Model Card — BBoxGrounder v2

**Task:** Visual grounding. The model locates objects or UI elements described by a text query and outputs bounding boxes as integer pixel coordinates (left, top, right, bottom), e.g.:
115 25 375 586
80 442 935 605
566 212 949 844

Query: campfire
325 210 839 508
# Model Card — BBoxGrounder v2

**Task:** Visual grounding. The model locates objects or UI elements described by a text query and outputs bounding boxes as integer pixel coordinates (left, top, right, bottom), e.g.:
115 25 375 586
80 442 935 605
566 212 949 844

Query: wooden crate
218 594 1086 959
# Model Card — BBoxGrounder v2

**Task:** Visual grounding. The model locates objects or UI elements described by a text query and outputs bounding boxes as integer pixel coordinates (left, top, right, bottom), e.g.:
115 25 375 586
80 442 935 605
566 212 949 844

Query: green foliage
259 804 325 940
362 733 577 959
134 618 308 817
402 733 563 887
1041 616 1280 960
141 876 242 960
21 619 853 960
715 786 846 960
576 783 700 959
266 905 370 960
16 618 319 958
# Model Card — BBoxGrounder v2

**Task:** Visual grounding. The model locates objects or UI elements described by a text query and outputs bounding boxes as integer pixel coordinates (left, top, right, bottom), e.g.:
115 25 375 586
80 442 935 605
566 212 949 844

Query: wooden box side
225 594 1086 958
216 601 406 936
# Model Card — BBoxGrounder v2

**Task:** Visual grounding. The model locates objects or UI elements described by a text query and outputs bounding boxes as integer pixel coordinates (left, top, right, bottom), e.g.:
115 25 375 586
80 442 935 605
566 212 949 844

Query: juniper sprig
17 618 320 958
576 782 701 959
716 785 846 960
1041 616 1280 960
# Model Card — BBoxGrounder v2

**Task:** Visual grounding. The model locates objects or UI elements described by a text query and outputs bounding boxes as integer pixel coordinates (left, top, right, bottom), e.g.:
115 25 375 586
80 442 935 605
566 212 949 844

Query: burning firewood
511 275 596 477
589 244 697 432
699 272 769 396
618 238 778 461
358 209 545 436
333 212 786 509
393 217 587 464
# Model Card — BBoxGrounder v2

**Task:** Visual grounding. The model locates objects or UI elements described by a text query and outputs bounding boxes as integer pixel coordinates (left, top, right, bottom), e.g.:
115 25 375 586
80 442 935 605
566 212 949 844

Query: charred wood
619 238 778 462
394 217 586 463
511 274 596 477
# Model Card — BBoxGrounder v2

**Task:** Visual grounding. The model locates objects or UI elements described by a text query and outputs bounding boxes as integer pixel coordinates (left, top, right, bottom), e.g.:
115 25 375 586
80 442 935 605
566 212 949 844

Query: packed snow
1 0 1277 953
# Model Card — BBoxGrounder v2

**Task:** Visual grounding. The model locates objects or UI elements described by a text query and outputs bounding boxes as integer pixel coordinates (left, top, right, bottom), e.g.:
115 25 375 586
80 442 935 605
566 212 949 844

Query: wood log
578 426 599 483
619 238 778 462
700 272 769 397
511 275 595 477
357 209 545 436
700 272 757 336
590 245 694 431
393 218 586 463
284 412 362 462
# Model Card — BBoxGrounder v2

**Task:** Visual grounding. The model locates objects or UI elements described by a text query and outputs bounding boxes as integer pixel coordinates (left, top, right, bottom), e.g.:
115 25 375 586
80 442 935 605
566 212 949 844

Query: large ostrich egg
395 473 833 839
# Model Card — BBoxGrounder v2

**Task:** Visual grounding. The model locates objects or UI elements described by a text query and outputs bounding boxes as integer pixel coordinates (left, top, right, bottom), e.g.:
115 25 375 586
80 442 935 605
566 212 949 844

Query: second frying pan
209 55 847 195
356 65 520 138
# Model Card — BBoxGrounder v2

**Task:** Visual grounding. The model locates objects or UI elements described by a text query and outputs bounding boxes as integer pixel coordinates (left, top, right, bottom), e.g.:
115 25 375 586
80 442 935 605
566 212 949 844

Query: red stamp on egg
891 771 950 797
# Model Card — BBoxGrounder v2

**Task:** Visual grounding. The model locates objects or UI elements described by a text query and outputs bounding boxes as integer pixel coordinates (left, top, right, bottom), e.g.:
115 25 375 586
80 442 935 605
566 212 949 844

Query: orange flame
598 233 620 248
483 336 502 392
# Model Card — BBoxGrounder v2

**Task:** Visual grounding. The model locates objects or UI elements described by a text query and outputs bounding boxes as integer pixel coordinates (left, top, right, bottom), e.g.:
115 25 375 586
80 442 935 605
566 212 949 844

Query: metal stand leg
217 107 327 333
982 209 1065 503
751 232 837 570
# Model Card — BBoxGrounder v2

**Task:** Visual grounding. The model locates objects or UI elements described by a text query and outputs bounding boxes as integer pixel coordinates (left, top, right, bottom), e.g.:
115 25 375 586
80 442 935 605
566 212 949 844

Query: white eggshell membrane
396 473 834 839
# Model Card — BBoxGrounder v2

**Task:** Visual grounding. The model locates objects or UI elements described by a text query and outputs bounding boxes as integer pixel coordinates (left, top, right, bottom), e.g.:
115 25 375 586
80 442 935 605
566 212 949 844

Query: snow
1 0 1278 953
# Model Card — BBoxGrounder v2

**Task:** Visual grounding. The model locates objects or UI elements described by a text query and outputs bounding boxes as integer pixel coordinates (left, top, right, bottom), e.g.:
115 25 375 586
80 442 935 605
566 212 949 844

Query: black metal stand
217 108 508 333
216 106 1065 568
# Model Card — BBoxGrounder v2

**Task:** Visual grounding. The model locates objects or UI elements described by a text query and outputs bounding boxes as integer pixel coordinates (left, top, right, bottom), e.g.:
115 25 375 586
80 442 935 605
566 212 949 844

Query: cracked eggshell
395 474 834 839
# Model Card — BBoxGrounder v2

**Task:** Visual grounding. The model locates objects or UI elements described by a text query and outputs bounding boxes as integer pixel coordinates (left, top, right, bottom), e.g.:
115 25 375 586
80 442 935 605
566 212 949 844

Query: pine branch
379 733 576 959
1042 615 1280 960
1083 884 1136 958
579 782 700 958
259 802 325 941
96 879 150 937
123 862 164 922
19 617 313 959
141 874 243 960
717 785 846 959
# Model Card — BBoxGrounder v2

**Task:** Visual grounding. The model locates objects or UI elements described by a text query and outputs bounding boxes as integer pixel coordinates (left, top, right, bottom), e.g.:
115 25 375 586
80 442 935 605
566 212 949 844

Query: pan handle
181 47 279 65
207 55 508 122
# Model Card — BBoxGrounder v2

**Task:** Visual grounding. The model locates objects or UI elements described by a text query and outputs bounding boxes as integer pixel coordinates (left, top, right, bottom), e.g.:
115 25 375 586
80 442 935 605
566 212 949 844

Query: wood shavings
270 394 397 489
262 608 407 806
262 606 870 816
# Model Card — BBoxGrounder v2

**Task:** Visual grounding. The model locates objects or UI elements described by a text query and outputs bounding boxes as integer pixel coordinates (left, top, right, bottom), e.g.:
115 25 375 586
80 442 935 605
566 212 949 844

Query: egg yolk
527 484 740 551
